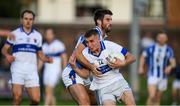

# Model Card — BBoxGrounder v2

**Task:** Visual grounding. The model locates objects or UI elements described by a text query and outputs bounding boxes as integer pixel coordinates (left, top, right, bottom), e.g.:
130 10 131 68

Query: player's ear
97 20 101 26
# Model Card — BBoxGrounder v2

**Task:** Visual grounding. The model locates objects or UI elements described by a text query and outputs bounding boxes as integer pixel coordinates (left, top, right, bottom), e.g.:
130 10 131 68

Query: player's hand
5 54 15 63
165 66 172 75
8 33 15 41
69 53 77 70
90 64 102 77
47 57 53 63
107 57 126 68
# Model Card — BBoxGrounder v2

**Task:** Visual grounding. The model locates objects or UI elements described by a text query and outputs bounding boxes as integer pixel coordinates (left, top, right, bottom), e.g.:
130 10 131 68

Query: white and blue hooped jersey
142 43 174 79
6 26 42 74
42 39 65 71
82 40 128 90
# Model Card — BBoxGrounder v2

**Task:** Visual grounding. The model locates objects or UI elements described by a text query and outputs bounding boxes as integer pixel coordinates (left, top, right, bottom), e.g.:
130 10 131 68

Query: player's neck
93 45 101 55
23 26 32 33
47 39 54 44
97 25 105 38
157 43 166 47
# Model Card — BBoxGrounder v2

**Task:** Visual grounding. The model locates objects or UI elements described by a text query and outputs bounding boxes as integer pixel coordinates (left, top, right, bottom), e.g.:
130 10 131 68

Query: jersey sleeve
75 35 87 48
37 34 42 51
105 40 128 56
6 31 15 46
168 46 174 59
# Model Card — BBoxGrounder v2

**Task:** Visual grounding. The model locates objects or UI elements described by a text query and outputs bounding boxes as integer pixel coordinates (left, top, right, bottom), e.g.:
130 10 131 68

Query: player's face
86 34 100 52
101 14 112 33
157 33 168 45
21 13 34 29
45 29 55 42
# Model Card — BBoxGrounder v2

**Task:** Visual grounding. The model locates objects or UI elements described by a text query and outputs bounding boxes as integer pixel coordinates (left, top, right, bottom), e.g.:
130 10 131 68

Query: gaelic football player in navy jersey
139 31 176 105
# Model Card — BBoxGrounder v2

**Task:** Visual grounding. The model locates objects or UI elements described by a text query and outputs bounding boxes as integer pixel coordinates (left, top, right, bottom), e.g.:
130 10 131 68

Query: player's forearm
169 58 176 69
0 30 8 37
61 53 68 69
75 43 94 70
76 52 93 69
38 59 44 72
1 45 10 57
124 53 136 65
139 55 145 68
73 67 89 79
37 51 49 62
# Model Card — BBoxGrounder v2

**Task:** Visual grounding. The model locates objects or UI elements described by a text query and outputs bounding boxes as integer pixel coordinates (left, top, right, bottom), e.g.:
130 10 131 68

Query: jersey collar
88 41 106 57
20 25 34 35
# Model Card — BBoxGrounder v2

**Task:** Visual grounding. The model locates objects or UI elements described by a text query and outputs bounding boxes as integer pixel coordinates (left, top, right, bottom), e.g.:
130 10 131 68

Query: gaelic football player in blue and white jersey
139 31 176 105
62 9 113 105
1 10 53 106
39 28 67 106
82 29 136 105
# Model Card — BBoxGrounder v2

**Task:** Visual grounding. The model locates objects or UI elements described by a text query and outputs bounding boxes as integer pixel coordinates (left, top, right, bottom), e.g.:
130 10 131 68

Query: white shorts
98 79 132 103
172 79 180 89
148 76 167 91
62 66 91 88
43 68 61 87
9 71 39 87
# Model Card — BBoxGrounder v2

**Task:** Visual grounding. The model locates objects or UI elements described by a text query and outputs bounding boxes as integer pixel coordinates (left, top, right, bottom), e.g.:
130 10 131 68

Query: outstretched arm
0 30 15 40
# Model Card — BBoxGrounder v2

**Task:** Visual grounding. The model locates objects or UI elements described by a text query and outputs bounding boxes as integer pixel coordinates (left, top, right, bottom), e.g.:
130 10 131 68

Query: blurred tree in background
0 0 22 18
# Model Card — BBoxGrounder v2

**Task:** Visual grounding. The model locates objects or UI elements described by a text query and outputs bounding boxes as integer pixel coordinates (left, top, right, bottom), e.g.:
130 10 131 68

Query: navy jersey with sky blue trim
6 26 42 73
82 40 127 90
142 43 174 79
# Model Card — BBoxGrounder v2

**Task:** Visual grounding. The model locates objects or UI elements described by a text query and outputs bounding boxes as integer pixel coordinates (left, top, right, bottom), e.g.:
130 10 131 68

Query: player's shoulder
166 45 173 50
82 47 89 54
103 40 123 48
11 27 21 34
33 29 42 37
146 44 156 51
53 39 65 48
54 39 64 44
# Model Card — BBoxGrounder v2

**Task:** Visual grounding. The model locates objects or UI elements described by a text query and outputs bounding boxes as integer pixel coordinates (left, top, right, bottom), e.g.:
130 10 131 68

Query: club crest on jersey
34 38 37 43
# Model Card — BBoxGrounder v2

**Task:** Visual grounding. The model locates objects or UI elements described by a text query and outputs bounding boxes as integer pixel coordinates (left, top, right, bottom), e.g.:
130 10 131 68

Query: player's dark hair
94 9 113 26
84 29 99 38
155 30 167 37
157 30 167 35
21 10 35 19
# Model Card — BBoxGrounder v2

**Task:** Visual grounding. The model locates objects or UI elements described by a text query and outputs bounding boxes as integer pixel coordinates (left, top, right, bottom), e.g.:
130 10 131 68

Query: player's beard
103 24 112 35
